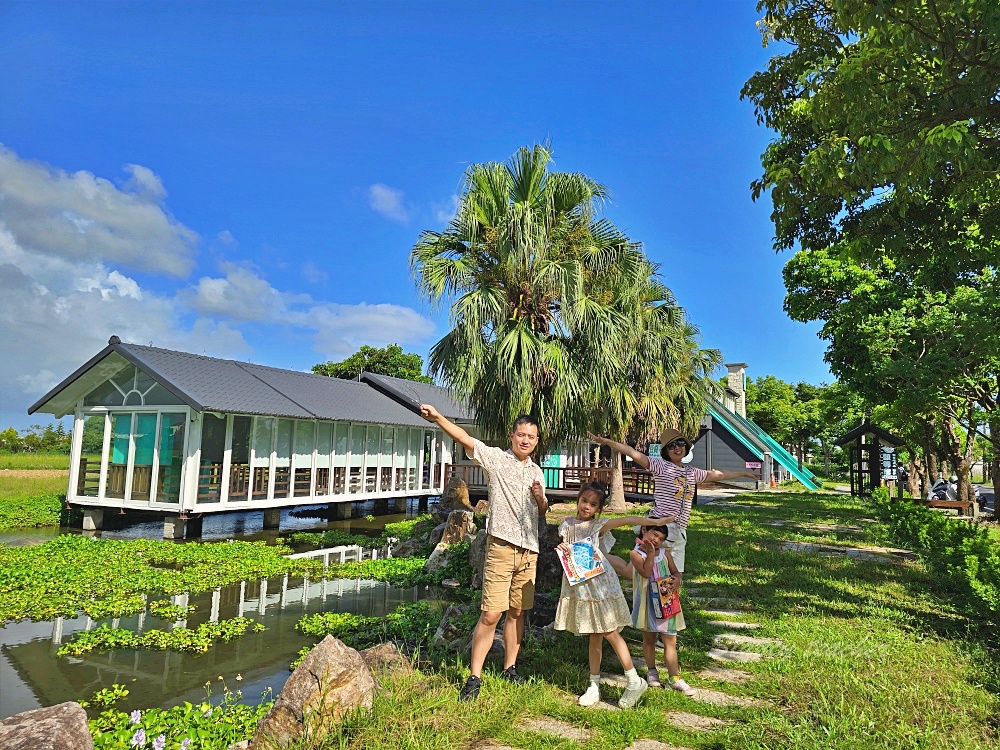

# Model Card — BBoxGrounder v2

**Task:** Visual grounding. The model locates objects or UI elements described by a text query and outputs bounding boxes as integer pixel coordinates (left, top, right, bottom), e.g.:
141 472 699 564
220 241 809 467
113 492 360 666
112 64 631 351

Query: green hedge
870 487 1000 613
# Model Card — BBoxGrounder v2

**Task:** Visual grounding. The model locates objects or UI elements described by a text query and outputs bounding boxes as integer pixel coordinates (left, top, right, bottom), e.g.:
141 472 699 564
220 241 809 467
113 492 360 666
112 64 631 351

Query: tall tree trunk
821 439 831 477
990 415 1000 515
906 453 922 498
923 417 939 484
941 414 978 516
606 450 627 512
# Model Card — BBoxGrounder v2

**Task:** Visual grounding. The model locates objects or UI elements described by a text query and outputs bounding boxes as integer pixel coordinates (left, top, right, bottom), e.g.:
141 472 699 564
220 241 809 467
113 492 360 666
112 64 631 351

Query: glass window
230 416 252 501
393 428 407 491
198 414 227 504
104 414 131 499
274 419 293 497
333 424 349 467
155 413 186 504
293 421 314 468
131 413 157 501
315 423 332 469
77 414 105 497
251 417 274 500
349 424 365 493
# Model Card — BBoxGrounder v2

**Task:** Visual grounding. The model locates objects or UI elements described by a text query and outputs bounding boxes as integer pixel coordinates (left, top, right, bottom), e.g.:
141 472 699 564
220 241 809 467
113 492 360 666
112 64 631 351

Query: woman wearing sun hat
588 428 758 695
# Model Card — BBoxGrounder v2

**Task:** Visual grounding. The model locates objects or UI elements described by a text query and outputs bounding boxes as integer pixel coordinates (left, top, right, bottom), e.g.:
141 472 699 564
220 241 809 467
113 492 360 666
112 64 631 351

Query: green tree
312 344 432 383
410 144 711 495
743 0 1000 502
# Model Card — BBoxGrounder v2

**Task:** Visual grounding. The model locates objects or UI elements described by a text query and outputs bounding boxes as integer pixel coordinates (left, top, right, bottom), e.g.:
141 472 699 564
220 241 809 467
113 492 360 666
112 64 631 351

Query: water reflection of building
0 575 427 720
28 337 473 538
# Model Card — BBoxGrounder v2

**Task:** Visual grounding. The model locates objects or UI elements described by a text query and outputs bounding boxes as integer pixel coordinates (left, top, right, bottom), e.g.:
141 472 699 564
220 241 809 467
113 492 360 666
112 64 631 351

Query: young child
629 524 693 695
553 481 675 708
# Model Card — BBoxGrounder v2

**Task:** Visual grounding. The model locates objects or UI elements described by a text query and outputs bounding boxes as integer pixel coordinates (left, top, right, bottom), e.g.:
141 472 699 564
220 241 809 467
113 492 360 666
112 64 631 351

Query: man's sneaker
668 676 696 696
646 668 661 688
458 675 481 702
577 683 601 707
501 666 526 684
618 678 648 708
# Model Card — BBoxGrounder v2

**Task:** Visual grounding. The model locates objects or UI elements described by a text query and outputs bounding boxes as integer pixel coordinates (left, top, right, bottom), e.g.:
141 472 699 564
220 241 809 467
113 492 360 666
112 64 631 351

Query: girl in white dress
553 481 676 707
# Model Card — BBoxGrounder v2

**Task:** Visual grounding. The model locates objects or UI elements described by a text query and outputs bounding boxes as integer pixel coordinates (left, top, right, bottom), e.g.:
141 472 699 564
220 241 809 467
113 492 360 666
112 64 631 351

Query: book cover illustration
557 540 606 586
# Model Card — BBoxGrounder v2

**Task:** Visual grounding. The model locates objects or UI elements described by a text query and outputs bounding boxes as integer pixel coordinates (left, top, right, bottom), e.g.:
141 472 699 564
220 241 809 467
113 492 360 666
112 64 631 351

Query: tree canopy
312 344 432 383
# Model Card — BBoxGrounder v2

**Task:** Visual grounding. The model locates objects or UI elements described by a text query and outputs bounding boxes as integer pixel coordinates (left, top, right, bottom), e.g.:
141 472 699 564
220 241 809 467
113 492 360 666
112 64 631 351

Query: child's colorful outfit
631 543 686 635
554 517 632 634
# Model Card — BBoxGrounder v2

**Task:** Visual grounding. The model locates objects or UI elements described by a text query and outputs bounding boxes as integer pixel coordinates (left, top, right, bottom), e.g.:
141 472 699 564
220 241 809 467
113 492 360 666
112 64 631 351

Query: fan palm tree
411 144 650 452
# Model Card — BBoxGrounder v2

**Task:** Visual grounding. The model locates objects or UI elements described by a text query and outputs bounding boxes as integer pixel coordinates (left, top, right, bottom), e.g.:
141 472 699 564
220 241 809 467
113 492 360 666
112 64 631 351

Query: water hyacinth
128 709 141 725
152 735 165 750
179 740 191 750
130 728 145 747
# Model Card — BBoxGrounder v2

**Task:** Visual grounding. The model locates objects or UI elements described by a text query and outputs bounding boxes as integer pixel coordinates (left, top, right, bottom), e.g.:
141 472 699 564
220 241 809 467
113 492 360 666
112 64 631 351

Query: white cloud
432 194 460 223
368 183 410 223
0 145 197 276
302 260 328 284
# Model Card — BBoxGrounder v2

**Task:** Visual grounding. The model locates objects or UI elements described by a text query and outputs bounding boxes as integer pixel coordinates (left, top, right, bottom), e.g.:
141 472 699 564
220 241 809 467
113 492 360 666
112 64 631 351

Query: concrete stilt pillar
263 508 282 530
418 495 429 511
373 499 390 515
391 497 406 514
329 502 352 520
163 516 186 539
82 509 104 531
185 515 204 538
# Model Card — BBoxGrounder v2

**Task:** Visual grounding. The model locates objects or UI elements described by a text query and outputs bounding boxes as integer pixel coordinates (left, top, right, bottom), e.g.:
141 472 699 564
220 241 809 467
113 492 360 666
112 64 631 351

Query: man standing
420 404 547 701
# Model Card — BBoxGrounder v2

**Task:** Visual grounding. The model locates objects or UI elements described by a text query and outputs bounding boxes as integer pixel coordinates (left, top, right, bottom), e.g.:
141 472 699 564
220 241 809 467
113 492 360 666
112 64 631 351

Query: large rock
440 510 476 545
0 702 93 750
428 522 448 546
389 537 424 558
469 529 488 580
440 476 474 512
251 635 375 748
360 642 413 676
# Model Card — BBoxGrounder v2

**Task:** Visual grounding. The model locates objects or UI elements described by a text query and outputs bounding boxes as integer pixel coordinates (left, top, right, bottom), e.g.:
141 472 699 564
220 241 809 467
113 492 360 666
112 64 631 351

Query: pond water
0 498 441 720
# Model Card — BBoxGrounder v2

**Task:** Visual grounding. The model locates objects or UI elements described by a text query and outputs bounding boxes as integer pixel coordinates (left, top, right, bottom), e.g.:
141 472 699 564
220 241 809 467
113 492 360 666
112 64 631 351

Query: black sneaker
458 675 481 702
501 666 526 685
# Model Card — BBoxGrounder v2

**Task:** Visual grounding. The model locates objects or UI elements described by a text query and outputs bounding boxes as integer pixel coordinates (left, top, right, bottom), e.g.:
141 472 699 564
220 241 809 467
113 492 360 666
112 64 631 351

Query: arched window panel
84 364 183 407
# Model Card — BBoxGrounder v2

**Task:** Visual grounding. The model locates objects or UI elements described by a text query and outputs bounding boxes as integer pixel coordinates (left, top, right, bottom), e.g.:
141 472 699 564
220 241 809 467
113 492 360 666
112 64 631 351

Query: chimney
725 363 748 418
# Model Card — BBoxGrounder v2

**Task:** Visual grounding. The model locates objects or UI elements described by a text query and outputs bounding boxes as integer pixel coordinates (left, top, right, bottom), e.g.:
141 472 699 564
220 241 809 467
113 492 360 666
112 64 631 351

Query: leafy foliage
0 535 321 623
312 344 432 383
296 601 439 649
58 618 265 656
870 487 1000 613
0 489 63 531
88 680 270 750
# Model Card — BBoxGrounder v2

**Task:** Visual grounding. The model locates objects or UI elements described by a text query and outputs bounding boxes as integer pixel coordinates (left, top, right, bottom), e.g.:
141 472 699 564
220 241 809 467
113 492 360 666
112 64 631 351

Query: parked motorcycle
928 476 981 504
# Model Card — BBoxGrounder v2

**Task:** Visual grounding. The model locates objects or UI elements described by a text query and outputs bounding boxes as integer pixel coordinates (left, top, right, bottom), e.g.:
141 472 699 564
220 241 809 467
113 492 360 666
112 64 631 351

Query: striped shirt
648 456 707 530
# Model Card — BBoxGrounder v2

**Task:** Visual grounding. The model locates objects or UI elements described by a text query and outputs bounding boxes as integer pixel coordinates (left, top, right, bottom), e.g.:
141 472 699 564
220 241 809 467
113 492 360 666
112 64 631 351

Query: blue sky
0 1 829 431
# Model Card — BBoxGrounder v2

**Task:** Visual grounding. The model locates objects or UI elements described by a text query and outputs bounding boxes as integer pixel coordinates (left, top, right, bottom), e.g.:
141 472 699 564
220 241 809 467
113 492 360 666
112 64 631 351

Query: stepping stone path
779 540 916 563
697 665 753 684
763 519 865 534
687 596 747 609
707 619 760 629
707 647 763 663
624 741 696 750
518 718 591 742
703 608 750 617
667 711 732 731
690 687 766 708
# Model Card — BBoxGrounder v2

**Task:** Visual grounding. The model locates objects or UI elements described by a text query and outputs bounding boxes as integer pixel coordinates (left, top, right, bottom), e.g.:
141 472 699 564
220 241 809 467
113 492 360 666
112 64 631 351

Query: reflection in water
0 575 440 719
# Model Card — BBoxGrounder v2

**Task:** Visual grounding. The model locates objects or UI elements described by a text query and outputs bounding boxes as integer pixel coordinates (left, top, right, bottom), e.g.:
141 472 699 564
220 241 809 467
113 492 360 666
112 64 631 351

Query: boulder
0 702 93 750
440 510 476 545
424 542 453 573
251 635 375 748
360 642 413 676
432 603 471 648
428 522 447 546
440 476 474 512
534 521 564 595
468 529 488 577
389 537 424 558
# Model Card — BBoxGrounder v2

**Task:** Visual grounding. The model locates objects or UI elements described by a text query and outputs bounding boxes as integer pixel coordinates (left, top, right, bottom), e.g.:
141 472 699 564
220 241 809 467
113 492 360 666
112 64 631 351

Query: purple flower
128 709 142 725
180 740 191 750
152 735 166 750
130 728 146 747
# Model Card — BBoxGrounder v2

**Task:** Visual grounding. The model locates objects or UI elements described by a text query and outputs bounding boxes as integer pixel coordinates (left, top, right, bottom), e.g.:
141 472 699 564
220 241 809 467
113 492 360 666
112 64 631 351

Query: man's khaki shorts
481 535 537 612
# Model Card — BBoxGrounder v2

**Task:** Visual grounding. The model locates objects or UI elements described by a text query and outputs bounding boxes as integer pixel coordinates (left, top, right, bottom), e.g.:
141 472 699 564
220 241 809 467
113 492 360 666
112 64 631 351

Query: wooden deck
446 462 656 500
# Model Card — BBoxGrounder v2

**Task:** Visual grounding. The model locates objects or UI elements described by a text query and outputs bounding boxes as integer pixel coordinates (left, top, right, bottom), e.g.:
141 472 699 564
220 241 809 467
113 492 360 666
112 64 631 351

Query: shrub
296 601 439 651
870 487 1000 613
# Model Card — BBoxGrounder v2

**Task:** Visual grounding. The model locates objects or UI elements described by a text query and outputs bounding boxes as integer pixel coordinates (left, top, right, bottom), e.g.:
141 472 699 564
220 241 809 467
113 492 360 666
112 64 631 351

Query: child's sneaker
618 677 648 708
577 683 601 706
668 676 696 696
646 668 661 688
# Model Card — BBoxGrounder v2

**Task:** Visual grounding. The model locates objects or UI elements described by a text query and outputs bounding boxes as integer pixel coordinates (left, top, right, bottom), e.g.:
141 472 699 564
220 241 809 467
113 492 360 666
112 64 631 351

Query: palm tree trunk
606 450 627 512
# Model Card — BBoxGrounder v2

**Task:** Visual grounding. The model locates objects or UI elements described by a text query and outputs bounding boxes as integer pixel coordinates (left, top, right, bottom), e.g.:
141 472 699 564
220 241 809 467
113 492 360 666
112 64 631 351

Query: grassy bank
0 452 73 470
0 473 66 530
313 491 998 750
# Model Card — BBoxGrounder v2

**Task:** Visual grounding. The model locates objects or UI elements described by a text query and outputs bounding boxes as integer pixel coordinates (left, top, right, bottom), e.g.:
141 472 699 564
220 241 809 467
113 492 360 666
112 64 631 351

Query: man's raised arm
587 432 651 471
420 404 476 456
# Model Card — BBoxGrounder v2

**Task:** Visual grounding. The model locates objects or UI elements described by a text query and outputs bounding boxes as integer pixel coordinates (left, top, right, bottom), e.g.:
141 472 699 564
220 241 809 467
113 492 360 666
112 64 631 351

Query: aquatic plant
58 618 266 656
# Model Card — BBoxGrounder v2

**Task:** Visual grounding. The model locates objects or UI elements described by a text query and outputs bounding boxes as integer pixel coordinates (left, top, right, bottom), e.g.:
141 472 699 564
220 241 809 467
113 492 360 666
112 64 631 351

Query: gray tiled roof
72 343 440 426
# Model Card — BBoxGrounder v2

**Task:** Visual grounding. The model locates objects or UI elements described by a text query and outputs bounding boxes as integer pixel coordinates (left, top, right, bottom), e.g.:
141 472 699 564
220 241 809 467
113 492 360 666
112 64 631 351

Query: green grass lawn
0 452 72 470
314 491 999 750
0 474 66 530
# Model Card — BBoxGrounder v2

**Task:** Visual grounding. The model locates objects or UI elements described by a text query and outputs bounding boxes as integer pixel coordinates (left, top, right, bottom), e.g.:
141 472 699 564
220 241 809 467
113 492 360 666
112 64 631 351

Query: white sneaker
618 678 648 708
668 676 696 697
577 683 601 707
